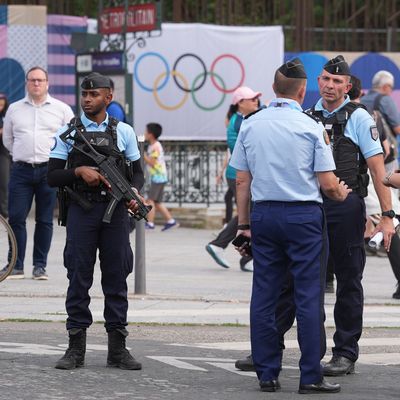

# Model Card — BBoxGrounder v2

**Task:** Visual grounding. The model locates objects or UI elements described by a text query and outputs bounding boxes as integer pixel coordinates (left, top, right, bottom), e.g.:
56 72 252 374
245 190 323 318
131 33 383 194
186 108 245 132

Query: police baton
134 135 146 295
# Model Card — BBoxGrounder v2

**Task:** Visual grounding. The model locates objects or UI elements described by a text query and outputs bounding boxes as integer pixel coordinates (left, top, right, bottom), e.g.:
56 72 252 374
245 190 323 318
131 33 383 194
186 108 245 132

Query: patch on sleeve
323 129 330 145
50 137 57 151
370 125 379 141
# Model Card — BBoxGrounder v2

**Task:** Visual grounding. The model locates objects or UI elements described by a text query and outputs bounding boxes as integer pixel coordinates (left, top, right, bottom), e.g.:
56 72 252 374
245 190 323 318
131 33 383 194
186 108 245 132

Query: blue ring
134 52 170 92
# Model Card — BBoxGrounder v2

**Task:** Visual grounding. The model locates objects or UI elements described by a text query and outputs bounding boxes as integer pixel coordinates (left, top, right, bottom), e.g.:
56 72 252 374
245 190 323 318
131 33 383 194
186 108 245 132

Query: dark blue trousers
250 201 327 385
324 193 366 361
273 193 366 363
8 162 56 271
64 201 133 332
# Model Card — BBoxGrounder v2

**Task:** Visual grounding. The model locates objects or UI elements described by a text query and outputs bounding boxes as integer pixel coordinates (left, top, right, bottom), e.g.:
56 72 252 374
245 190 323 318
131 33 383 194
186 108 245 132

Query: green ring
191 72 226 111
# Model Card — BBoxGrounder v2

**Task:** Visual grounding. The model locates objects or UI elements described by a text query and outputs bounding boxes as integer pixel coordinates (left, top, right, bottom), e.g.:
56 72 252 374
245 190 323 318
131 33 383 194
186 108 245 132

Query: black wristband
237 224 250 230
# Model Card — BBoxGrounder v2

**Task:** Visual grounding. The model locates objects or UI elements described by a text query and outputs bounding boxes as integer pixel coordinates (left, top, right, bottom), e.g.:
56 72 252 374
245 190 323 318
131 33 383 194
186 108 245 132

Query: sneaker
145 222 155 230
240 259 253 272
205 244 231 268
32 266 48 280
0 266 24 280
161 220 179 231
393 284 400 300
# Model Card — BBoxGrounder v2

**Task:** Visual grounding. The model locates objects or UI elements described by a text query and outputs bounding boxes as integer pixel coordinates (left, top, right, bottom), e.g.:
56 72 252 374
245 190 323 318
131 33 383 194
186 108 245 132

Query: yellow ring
153 70 189 111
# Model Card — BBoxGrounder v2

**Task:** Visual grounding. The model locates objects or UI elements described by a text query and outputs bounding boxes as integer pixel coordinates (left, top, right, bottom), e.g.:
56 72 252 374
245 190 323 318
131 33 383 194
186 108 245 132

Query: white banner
128 23 284 140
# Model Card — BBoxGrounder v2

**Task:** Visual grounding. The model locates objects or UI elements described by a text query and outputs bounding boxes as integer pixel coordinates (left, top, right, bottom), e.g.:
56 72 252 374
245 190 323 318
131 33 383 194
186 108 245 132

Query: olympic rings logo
133 52 245 111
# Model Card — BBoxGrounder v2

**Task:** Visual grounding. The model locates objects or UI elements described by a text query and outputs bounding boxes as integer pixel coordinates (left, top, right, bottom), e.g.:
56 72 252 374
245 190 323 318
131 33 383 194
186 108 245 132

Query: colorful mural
0 5 87 110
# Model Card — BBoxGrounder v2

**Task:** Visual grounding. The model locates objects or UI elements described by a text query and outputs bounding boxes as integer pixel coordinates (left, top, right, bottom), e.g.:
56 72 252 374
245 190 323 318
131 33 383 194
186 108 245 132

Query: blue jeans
8 162 56 271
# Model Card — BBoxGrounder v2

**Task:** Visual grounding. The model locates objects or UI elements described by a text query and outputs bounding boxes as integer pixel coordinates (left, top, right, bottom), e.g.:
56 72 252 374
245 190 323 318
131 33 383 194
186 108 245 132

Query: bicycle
0 215 17 282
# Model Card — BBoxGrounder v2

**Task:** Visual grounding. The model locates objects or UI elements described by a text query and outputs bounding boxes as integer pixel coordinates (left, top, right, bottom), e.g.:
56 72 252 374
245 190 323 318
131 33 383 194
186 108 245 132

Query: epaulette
303 110 321 124
244 108 263 120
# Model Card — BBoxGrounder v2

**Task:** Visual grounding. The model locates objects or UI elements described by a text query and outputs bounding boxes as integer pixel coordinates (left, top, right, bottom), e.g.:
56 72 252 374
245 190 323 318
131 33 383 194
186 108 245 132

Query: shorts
148 182 165 203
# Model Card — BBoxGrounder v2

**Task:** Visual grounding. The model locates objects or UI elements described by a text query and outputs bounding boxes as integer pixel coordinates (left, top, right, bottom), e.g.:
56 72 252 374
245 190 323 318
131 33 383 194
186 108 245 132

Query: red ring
210 54 245 93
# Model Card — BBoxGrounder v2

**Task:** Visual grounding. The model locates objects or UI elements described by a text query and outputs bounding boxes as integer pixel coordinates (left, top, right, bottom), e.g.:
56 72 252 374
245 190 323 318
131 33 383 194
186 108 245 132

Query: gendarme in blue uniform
51 113 140 332
230 95 335 386
313 95 382 364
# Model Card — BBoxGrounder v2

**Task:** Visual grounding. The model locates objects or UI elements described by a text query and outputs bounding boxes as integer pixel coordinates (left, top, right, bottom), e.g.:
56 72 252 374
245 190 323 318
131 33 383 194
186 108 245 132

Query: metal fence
144 140 228 206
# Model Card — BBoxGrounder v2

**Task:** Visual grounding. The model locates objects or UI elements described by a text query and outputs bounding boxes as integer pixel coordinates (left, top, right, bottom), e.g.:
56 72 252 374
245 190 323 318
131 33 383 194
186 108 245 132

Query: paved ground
0 218 400 399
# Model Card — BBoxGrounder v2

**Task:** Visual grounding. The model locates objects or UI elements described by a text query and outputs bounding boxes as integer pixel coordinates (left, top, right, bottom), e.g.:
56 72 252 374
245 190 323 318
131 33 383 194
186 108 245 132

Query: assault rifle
60 125 151 224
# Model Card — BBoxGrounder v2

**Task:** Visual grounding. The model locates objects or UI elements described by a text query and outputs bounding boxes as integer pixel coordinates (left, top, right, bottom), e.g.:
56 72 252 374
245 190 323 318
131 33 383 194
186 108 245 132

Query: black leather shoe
299 378 340 394
260 380 281 392
235 354 255 371
323 355 355 376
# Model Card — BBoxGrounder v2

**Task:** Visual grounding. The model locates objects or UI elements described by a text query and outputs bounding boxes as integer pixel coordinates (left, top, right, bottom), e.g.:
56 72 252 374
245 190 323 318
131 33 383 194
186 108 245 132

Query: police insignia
370 125 379 141
323 130 330 145
50 137 57 151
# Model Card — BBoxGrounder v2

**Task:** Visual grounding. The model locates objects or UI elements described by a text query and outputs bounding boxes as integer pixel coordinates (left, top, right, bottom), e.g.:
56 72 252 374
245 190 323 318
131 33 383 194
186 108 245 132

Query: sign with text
76 51 125 74
99 3 157 34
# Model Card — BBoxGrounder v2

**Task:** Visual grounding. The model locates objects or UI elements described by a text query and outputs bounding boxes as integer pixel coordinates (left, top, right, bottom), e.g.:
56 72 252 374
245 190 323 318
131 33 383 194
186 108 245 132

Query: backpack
372 94 397 164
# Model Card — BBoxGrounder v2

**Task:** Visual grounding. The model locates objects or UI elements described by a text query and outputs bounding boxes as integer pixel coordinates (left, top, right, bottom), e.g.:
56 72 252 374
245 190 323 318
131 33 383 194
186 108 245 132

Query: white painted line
147 356 238 372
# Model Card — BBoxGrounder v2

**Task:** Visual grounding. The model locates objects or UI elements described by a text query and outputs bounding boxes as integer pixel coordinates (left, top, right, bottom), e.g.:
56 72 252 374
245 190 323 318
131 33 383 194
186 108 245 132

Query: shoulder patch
370 125 379 141
244 108 263 120
302 111 320 124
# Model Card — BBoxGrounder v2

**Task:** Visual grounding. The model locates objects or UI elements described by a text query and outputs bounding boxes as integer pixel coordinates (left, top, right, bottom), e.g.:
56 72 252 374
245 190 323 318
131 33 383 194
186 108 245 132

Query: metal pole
134 137 146 295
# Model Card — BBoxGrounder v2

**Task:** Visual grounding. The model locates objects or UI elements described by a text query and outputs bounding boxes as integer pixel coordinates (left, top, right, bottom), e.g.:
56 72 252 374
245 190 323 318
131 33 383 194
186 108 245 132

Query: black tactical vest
308 102 369 198
67 116 126 193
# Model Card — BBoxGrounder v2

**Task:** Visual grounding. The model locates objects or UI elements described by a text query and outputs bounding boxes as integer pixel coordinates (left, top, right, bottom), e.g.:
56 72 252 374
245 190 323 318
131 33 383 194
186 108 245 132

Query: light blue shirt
50 113 140 162
314 96 383 159
230 98 336 203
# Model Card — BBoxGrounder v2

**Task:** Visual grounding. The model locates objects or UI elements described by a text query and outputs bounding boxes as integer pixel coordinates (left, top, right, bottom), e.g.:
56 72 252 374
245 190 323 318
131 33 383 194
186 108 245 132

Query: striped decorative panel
47 14 88 111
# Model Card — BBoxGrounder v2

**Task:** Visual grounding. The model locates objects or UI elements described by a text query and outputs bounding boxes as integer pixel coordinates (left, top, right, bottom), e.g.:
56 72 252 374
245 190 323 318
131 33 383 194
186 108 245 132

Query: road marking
147 356 237 372
0 342 107 355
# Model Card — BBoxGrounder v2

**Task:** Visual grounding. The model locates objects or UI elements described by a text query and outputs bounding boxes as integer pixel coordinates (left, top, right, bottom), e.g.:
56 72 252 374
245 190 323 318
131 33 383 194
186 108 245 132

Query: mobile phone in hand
232 234 252 256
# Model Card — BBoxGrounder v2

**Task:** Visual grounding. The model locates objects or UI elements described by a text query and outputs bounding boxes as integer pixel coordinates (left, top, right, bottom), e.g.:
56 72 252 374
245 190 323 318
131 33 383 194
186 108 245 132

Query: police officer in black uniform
47 73 145 370
235 55 395 377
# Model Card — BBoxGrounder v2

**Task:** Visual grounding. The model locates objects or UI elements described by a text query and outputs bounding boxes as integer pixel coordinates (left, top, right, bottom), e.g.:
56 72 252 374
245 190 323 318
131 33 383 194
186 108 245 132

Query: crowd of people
1 57 400 394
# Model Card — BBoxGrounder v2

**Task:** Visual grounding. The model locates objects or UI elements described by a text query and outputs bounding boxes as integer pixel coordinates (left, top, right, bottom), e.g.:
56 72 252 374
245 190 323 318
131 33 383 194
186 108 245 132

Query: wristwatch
382 209 396 218
237 224 250 230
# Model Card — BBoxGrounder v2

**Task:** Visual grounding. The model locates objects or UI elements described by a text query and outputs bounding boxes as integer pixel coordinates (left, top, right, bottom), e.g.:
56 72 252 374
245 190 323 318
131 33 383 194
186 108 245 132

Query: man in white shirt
1 66 74 280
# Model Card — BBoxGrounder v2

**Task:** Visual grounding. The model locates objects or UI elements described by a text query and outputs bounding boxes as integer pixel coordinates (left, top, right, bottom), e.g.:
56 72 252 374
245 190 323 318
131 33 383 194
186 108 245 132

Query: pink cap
232 86 262 105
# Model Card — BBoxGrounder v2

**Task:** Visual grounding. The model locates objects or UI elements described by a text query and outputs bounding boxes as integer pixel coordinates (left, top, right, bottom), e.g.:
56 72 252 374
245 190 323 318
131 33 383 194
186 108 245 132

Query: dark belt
15 161 48 168
255 200 320 206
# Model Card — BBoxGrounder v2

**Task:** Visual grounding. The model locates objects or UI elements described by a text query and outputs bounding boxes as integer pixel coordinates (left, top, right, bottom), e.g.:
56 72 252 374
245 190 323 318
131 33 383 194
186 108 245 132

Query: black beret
81 72 111 89
323 55 351 76
278 58 307 79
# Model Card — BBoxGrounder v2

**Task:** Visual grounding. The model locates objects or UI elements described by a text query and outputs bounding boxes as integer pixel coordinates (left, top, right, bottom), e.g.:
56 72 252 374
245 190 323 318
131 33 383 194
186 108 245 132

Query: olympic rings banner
128 23 284 140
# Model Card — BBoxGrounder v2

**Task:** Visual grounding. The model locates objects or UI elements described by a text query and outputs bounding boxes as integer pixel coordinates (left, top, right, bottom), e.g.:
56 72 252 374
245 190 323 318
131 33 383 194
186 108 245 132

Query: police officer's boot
107 328 142 370
55 328 86 370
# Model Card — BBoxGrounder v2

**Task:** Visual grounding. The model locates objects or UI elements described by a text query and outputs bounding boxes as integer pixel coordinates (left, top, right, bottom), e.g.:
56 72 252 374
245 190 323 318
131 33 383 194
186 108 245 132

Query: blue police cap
278 58 307 79
81 72 111 90
323 55 351 76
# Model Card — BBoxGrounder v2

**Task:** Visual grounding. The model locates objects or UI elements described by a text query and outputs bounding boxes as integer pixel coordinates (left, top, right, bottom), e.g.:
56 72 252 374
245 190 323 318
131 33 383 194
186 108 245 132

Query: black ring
173 53 207 93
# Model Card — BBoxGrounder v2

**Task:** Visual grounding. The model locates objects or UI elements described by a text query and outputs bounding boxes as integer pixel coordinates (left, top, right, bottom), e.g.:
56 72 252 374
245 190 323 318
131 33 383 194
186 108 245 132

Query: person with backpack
359 72 400 299
361 70 400 171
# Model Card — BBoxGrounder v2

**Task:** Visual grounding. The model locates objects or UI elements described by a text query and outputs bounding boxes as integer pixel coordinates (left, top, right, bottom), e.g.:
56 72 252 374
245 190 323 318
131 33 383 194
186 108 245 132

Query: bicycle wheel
0 215 17 283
